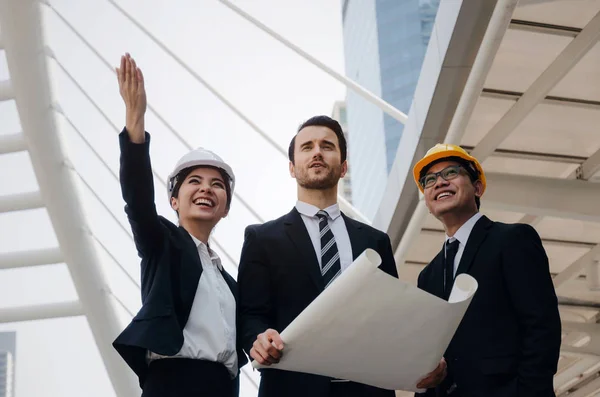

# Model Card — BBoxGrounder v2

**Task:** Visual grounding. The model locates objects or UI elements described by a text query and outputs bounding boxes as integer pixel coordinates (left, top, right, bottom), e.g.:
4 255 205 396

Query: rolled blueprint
253 248 478 392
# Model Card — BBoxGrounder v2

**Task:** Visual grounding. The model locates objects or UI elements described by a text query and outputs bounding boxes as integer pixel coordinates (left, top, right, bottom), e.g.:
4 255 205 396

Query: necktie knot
316 210 329 222
446 239 460 256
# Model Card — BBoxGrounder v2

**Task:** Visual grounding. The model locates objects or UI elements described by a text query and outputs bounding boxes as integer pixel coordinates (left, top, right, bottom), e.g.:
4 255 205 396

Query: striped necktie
316 210 342 288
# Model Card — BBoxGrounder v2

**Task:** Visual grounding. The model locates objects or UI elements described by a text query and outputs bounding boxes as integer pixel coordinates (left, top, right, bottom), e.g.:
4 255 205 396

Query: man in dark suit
413 143 561 397
238 116 446 397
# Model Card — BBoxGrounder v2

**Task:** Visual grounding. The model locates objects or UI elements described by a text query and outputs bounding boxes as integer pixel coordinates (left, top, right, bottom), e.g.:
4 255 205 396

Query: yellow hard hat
413 143 486 194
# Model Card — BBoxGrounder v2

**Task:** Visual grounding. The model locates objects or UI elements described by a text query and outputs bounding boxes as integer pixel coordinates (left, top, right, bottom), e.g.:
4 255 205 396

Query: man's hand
116 53 146 143
416 358 447 389
250 329 284 366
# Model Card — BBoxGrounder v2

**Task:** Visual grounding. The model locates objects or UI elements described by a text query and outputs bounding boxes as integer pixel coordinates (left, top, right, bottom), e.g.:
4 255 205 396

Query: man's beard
296 164 342 190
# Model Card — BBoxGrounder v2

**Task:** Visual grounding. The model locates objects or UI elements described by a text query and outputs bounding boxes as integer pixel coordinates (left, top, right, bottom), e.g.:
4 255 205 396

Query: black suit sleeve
502 224 561 396
417 268 426 290
378 233 399 278
238 225 272 356
119 129 165 257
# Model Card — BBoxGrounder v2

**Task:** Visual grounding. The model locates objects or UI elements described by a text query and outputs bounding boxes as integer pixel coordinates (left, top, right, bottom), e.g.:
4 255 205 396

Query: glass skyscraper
331 101 353 204
0 332 15 397
341 0 440 218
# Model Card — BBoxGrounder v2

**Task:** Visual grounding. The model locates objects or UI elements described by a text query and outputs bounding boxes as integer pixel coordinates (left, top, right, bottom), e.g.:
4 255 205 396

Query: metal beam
516 214 542 226
561 322 600 356
485 169 600 288
480 88 600 110
553 244 600 288
0 191 44 213
566 374 600 397
518 0 571 5
559 296 600 310
587 261 600 291
394 196 429 267
46 3 266 225
0 301 83 323
554 356 600 395
391 0 521 265
575 149 600 181
216 0 408 125
0 132 27 154
0 79 13 101
420 227 596 249
509 19 581 38
484 172 600 222
374 0 501 245
471 10 600 160
461 144 587 165
73 1 367 224
446 0 520 145
0 1 138 396
0 248 63 270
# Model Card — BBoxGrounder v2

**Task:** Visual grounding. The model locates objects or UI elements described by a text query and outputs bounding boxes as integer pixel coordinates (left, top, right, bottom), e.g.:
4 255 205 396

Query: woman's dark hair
288 115 347 164
172 166 232 210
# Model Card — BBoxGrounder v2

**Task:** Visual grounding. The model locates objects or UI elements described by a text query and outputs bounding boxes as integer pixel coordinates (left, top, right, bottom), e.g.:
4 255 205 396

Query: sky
0 1 350 396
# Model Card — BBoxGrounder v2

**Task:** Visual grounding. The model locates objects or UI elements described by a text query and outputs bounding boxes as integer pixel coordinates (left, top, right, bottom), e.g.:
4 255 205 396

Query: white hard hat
167 147 235 201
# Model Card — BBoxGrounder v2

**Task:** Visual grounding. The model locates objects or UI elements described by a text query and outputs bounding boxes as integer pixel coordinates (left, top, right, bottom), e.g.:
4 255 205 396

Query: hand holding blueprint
253 249 478 392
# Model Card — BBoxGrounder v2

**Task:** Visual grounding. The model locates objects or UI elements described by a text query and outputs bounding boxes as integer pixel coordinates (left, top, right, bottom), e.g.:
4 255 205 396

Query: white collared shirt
445 212 483 276
149 234 238 377
295 201 354 273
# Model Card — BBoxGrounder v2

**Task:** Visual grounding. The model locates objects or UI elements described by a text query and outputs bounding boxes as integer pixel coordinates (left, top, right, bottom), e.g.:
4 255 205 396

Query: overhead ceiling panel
513 0 600 29
463 97 600 157
549 42 600 101
484 29 571 93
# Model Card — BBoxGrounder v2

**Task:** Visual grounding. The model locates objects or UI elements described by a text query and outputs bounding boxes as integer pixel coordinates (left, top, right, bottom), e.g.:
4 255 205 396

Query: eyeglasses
419 165 466 189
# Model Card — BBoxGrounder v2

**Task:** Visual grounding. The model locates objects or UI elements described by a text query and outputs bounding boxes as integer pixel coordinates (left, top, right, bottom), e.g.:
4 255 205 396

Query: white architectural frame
0 0 139 396
392 0 520 265
0 1 413 395
4 0 597 395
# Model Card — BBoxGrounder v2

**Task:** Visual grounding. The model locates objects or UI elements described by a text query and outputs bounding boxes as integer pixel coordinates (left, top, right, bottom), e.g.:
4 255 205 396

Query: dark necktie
444 239 460 299
316 210 342 288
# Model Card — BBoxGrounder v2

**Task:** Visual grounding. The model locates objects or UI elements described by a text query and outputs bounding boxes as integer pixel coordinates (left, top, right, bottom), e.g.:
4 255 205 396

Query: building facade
341 0 440 218
0 332 15 397
331 101 353 204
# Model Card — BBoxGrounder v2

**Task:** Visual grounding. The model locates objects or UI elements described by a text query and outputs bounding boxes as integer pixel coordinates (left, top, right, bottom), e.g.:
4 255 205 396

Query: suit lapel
341 213 365 261
175 226 203 328
429 249 446 298
220 269 238 302
455 215 494 276
283 208 324 291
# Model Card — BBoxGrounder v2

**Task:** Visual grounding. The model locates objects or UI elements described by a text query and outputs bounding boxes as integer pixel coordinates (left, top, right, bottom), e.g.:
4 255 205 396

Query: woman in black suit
112 53 247 397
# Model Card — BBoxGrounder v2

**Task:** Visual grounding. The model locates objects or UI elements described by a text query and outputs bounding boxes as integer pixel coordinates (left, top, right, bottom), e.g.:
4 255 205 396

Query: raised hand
116 53 146 143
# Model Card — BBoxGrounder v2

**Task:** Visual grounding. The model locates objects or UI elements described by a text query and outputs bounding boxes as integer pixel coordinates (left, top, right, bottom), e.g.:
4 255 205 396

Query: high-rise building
341 0 440 218
331 101 353 204
0 332 16 397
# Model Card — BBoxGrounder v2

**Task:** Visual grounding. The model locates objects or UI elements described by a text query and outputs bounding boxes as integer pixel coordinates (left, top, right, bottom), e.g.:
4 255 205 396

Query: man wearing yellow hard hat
413 144 561 397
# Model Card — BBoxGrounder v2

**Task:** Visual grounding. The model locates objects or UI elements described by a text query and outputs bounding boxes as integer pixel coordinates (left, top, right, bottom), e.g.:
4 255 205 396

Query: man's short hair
288 115 347 164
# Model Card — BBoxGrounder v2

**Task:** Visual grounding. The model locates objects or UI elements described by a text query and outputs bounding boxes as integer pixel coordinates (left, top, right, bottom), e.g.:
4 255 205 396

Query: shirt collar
296 200 341 220
445 212 483 246
189 233 223 270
